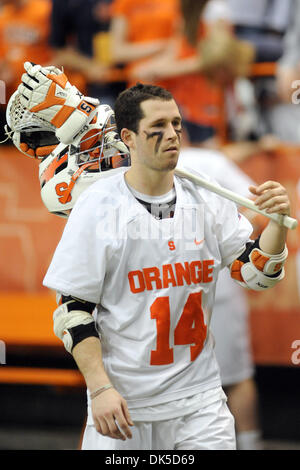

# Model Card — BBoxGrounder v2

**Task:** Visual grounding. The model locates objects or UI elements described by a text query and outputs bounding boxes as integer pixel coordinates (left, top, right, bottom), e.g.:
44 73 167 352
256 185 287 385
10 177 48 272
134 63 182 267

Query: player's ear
121 128 136 150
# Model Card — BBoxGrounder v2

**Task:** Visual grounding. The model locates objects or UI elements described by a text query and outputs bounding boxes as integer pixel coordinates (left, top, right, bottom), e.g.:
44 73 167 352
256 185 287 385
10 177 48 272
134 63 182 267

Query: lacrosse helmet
5 92 130 217
39 104 130 217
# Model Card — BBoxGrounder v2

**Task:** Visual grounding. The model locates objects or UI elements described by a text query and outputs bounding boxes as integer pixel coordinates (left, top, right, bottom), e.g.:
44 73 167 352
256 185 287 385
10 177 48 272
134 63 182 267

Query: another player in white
14 64 290 450
179 146 263 449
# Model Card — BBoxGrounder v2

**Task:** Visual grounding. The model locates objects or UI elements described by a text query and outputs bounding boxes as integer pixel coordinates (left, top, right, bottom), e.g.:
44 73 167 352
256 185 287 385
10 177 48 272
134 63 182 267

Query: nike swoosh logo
194 238 204 245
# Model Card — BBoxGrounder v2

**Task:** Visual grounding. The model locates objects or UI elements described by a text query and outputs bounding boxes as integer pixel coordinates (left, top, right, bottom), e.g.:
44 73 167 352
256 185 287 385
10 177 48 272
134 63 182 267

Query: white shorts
81 395 236 450
210 271 254 387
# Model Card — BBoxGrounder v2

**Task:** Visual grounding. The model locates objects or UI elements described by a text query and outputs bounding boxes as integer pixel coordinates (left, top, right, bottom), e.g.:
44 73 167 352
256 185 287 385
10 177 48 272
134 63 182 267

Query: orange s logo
55 182 72 204
168 241 176 251
79 101 95 116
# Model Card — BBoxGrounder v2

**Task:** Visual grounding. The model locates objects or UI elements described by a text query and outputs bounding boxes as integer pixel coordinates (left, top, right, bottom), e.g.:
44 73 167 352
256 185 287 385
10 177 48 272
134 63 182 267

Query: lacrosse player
11 62 290 450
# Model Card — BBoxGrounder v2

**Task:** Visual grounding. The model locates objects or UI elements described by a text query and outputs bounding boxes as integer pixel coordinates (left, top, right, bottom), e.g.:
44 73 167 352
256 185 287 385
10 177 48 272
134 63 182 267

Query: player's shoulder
72 167 128 213
175 163 237 219
81 167 127 197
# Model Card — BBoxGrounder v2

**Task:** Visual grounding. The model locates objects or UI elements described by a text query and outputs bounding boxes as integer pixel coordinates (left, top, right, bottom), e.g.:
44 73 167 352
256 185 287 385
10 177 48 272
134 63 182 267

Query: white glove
18 62 100 144
104 130 129 155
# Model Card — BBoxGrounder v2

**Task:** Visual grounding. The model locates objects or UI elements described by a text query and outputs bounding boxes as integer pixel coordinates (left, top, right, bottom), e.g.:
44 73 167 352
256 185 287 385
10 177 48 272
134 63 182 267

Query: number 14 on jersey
150 291 207 366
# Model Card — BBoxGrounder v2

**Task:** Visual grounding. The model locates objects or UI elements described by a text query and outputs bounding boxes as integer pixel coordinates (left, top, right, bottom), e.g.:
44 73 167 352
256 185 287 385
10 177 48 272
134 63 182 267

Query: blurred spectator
109 0 179 89
276 0 300 103
110 0 254 146
262 0 300 144
0 0 52 140
224 0 300 144
227 0 293 62
49 0 123 105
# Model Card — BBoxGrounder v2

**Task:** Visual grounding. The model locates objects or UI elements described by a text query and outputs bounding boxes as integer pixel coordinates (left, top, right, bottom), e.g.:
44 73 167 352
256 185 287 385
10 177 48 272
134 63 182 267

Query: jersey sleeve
215 195 253 269
43 189 113 304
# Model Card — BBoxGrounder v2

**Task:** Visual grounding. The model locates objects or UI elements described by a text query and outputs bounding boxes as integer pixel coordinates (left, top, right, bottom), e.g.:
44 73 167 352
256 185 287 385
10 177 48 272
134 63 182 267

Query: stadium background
0 0 300 450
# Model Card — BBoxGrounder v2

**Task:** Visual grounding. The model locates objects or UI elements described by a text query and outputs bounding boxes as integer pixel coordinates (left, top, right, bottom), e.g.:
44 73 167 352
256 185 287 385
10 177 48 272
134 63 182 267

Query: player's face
133 99 182 172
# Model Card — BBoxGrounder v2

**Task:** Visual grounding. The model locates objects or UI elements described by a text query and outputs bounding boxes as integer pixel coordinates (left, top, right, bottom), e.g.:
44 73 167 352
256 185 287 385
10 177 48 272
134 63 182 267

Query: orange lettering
78 100 96 116
55 182 72 204
168 240 176 251
128 259 215 293
150 297 174 365
174 291 207 361
143 267 162 290
203 260 214 283
175 262 191 286
162 264 177 288
151 292 207 365
190 261 202 284
128 270 145 293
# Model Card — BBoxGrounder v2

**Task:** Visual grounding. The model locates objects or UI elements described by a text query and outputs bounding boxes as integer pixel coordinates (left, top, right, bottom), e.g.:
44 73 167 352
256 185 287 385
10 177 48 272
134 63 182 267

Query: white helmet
4 92 130 217
39 104 130 217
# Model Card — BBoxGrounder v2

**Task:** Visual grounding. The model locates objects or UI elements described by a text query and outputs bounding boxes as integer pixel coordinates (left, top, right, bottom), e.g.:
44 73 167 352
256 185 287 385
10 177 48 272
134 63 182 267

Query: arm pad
230 238 288 291
53 295 98 353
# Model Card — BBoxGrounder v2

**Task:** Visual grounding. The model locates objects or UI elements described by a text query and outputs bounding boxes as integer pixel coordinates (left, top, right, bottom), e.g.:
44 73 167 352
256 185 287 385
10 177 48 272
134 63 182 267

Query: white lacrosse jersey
43 165 252 410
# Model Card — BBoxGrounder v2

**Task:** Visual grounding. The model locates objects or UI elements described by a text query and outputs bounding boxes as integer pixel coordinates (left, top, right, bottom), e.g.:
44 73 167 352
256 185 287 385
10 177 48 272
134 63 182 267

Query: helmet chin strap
56 161 95 204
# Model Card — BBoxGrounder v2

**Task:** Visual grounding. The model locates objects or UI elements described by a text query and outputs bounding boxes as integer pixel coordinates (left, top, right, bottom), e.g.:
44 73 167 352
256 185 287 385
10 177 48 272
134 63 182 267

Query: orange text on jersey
128 260 214 294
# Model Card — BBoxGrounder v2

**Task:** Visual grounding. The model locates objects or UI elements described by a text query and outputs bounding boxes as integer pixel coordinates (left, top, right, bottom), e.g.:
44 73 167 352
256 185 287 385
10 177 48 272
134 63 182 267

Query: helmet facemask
3 90 59 158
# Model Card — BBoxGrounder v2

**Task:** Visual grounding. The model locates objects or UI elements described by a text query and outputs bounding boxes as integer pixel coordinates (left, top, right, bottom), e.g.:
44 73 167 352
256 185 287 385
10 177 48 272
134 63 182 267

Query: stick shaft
174 167 298 230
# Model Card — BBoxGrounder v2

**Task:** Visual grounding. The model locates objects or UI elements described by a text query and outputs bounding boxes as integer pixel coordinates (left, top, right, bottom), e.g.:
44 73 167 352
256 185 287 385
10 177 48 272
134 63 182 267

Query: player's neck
125 166 175 196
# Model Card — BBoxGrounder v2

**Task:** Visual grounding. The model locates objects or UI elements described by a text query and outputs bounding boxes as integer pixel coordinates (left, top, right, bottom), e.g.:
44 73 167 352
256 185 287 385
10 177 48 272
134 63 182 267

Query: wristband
90 384 113 400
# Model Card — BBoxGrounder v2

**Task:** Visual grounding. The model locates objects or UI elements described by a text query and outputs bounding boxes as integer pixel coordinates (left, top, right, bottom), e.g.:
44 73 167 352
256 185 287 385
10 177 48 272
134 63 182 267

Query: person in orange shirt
109 0 254 145
128 0 254 146
0 0 52 97
109 0 181 89
0 0 53 140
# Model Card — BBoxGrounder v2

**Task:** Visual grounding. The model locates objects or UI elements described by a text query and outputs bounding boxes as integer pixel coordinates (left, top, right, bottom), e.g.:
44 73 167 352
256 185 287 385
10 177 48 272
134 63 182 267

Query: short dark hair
114 83 174 136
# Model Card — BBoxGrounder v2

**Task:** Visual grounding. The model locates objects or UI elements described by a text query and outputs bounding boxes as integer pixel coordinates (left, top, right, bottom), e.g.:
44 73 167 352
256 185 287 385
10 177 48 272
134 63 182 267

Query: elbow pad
53 295 98 353
230 239 288 291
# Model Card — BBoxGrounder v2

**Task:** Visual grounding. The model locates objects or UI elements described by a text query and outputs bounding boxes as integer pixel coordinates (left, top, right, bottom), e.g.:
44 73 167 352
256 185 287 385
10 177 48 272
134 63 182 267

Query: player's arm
110 15 168 64
229 180 290 291
53 294 133 440
50 47 110 84
72 337 134 441
250 181 289 254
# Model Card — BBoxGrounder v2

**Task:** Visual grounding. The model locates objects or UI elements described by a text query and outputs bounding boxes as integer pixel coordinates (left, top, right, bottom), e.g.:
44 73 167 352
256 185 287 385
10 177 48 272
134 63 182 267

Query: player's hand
91 388 134 440
249 181 291 215
276 65 299 103
18 62 100 144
